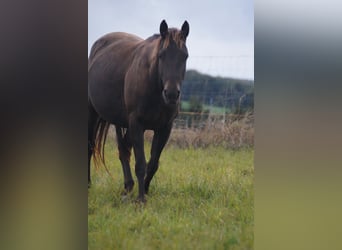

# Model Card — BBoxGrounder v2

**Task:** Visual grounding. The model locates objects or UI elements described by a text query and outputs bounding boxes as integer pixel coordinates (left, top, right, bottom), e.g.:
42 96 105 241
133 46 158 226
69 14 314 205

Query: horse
88 20 190 202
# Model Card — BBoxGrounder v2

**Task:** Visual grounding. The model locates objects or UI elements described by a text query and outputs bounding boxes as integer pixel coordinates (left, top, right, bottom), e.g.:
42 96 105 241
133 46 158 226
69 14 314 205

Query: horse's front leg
145 124 172 194
129 117 147 202
115 126 134 194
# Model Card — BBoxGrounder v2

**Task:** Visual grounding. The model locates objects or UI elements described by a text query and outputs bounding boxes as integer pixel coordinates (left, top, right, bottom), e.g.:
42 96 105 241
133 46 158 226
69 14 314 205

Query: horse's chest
141 106 177 129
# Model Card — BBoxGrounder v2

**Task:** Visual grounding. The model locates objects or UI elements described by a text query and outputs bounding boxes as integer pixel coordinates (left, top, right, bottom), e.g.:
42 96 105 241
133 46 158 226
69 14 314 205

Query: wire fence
166 111 254 149
173 111 254 130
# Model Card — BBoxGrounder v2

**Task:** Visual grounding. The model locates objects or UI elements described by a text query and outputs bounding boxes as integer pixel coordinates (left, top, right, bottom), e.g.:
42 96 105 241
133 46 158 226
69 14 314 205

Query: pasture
88 139 254 249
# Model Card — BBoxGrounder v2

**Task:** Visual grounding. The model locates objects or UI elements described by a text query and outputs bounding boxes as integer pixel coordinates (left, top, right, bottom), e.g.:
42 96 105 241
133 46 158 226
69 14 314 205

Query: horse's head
158 20 189 105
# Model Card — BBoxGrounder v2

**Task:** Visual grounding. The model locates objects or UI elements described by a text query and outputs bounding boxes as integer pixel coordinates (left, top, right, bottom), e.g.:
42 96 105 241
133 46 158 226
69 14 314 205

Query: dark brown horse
88 20 189 202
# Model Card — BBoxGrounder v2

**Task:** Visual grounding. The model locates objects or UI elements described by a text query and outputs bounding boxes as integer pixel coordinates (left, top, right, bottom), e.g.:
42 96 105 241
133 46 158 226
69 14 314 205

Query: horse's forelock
161 29 186 50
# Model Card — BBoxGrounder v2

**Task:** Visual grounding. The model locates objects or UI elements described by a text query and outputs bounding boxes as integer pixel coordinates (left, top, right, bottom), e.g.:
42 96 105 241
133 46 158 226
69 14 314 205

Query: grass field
88 140 254 250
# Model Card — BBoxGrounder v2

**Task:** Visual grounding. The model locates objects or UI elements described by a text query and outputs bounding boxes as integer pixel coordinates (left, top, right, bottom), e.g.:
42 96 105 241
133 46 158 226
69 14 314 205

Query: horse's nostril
163 89 179 103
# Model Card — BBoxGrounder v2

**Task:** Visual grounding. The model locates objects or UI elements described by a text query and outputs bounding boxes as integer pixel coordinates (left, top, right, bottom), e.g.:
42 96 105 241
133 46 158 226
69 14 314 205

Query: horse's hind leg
115 126 134 194
88 101 100 188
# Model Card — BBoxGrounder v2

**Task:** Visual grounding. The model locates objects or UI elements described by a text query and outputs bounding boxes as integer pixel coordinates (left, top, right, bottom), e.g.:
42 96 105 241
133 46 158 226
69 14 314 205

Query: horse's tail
93 119 114 180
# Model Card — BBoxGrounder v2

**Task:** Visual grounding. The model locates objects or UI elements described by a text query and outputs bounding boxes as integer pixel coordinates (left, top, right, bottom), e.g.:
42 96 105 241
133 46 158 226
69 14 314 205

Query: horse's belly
89 78 128 127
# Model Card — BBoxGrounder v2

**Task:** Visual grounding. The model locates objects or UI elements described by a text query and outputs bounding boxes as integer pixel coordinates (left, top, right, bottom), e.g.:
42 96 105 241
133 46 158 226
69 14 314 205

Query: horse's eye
158 50 166 59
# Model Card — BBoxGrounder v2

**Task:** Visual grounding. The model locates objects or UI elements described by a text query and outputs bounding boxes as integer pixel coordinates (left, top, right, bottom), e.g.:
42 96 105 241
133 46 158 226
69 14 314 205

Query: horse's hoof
135 196 147 204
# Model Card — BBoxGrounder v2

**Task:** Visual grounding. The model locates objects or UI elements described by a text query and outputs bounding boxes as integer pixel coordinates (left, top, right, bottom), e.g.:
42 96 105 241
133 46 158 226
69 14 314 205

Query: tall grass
152 112 254 149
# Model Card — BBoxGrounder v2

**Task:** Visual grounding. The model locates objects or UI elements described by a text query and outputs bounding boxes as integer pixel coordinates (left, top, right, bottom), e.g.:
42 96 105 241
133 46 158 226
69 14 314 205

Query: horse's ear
160 20 168 39
181 21 189 39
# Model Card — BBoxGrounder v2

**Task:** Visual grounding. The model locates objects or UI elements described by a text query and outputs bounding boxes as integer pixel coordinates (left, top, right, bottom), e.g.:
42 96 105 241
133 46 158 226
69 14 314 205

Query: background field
181 100 228 114
88 138 254 250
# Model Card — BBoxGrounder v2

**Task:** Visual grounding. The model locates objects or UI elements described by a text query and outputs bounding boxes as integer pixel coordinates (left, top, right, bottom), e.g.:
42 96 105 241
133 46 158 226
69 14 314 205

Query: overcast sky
88 0 254 80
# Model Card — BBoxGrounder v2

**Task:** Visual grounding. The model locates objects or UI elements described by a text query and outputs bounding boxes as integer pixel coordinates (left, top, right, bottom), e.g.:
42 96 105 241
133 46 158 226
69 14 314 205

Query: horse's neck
142 42 160 83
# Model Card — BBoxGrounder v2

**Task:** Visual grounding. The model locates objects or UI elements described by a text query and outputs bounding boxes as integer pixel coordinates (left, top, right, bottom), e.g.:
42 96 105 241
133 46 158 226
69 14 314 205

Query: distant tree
188 96 203 113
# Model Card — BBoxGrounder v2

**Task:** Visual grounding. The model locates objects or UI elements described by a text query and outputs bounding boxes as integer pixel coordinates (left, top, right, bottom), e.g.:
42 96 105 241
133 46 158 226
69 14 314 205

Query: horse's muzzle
163 89 180 105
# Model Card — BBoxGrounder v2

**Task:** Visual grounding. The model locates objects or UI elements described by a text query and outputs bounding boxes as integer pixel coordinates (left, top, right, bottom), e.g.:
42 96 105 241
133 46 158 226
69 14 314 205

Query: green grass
88 141 254 250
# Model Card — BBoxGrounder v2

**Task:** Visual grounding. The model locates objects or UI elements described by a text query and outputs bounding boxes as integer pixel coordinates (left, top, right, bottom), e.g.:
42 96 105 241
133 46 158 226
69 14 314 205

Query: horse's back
89 32 142 62
88 32 143 126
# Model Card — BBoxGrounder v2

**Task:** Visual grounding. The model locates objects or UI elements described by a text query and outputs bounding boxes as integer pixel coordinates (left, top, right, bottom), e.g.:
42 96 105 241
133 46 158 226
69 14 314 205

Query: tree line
181 70 254 114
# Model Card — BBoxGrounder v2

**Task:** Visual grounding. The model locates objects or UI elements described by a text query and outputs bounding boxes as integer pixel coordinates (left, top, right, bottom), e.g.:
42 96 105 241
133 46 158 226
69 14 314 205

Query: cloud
88 0 254 79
